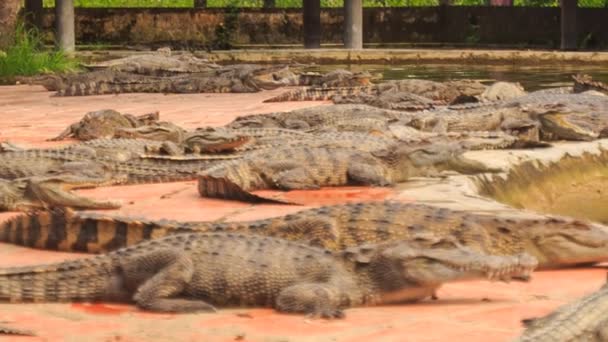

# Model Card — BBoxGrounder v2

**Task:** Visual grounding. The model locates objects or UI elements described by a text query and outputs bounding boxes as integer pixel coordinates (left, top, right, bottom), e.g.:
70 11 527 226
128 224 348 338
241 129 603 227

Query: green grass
0 24 80 80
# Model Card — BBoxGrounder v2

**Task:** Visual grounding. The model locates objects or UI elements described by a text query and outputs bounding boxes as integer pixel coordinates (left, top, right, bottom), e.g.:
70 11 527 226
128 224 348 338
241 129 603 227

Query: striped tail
263 86 375 102
0 256 117 303
0 209 203 253
197 175 293 204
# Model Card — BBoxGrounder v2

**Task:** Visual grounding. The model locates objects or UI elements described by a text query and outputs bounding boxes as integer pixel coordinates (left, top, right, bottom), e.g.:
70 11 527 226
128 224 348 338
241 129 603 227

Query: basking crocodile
197 142 497 203
84 50 221 76
1 201 604 271
0 148 231 185
0 231 535 338
515 278 608 341
0 175 124 211
263 79 487 104
49 109 160 141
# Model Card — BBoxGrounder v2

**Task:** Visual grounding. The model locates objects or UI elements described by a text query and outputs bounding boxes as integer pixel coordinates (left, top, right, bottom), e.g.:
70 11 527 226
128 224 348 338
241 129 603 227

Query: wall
40 7 608 48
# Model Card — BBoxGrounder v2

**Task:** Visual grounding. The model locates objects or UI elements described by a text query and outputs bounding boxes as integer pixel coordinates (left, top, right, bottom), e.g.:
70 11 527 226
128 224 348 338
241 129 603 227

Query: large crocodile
0 201 604 271
0 231 536 337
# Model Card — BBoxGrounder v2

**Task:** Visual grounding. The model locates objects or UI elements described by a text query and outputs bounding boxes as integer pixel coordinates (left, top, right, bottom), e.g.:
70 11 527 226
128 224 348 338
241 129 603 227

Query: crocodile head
539 112 602 141
248 66 300 90
185 127 251 153
521 218 608 268
0 175 124 212
343 236 537 299
376 142 501 177
114 122 186 143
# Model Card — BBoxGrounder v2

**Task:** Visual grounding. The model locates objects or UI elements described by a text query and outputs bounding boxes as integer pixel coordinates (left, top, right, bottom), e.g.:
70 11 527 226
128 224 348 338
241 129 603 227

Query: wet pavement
0 84 605 341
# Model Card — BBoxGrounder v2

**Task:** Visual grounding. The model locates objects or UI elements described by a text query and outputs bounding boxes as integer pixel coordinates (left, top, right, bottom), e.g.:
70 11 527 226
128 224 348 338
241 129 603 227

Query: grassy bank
0 24 79 82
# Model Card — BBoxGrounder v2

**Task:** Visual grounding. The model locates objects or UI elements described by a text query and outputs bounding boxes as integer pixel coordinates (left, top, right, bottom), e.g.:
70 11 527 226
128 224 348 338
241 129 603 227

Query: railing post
344 0 362 49
194 0 207 8
303 0 321 48
263 0 276 8
55 0 75 53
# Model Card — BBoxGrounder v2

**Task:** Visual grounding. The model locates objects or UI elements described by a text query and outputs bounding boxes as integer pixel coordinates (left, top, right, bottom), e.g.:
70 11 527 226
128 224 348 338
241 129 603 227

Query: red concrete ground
0 85 606 341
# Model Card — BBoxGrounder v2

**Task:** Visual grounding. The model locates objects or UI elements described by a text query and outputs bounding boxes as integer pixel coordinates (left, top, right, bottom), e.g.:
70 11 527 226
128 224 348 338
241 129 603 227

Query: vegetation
40 0 608 7
0 23 79 80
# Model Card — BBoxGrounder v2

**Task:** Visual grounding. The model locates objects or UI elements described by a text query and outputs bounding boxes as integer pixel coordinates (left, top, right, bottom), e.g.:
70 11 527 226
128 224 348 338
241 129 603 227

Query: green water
315 64 608 91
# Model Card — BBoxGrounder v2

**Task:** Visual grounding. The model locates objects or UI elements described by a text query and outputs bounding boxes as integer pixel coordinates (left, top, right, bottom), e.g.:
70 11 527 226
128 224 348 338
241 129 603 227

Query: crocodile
84 50 221 76
263 79 487 104
49 109 160 141
0 230 535 337
1 201 605 271
197 143 498 203
0 175 124 212
225 104 408 131
572 74 608 95
515 278 608 341
409 93 608 142
296 69 380 87
0 148 230 185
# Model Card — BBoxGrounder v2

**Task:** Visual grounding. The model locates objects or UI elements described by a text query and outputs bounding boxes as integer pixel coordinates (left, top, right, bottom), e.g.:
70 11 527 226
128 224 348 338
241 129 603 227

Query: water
315 64 608 91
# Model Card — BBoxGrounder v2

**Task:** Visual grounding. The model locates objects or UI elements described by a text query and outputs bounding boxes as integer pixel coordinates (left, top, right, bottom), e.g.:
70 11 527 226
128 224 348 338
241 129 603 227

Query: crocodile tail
197 174 293 204
263 86 373 102
0 208 195 253
0 254 116 303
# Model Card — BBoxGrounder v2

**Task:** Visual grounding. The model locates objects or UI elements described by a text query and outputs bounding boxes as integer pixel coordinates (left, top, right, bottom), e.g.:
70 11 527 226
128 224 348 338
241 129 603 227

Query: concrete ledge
77 48 608 66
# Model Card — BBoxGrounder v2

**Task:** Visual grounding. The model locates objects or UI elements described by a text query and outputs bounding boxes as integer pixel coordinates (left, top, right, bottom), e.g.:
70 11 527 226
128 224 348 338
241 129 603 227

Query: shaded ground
0 85 606 341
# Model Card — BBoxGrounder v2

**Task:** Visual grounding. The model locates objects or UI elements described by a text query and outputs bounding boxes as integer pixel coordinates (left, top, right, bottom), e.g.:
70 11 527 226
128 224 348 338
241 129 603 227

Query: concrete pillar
55 0 75 53
344 0 362 49
560 0 578 50
303 0 321 49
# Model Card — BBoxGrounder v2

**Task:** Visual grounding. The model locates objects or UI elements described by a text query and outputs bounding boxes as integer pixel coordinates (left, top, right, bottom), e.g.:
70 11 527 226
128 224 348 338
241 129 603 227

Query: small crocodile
515 277 608 341
197 143 497 203
0 232 535 323
0 201 604 271
49 109 160 141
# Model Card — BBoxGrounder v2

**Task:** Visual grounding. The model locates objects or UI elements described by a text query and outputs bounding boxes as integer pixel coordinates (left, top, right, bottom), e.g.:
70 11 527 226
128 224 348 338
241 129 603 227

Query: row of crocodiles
3 54 608 339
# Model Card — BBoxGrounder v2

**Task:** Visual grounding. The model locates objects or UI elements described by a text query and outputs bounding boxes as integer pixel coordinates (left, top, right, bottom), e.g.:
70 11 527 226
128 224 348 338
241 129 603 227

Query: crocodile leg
124 249 218 313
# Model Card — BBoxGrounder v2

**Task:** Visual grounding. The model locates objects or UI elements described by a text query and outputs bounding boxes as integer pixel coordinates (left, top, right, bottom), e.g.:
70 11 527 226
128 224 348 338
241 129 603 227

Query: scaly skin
0 175 123 211
2 201 601 271
0 232 536 323
49 109 160 141
196 143 497 203
515 280 608 341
